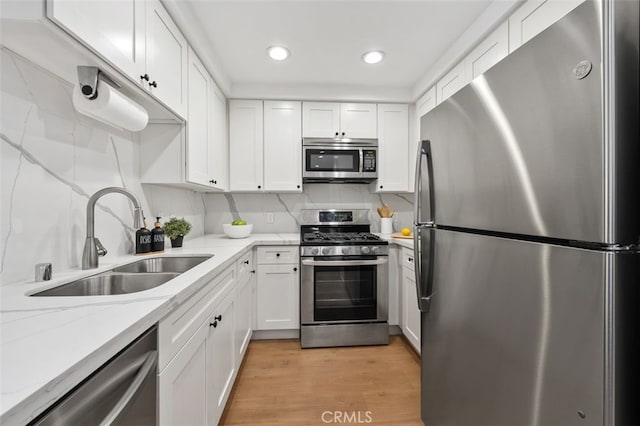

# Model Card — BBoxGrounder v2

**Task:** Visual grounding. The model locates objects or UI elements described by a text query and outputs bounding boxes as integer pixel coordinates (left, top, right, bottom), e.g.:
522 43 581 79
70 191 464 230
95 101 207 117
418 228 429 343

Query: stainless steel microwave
302 138 378 183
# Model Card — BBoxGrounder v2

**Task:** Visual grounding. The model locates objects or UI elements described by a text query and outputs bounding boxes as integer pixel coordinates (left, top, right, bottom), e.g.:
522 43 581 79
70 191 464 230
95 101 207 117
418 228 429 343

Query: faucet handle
35 263 52 282
95 238 108 257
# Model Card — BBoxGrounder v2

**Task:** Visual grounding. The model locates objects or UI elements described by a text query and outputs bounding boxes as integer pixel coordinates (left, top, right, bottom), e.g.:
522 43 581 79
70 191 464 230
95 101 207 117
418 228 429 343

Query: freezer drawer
420 229 605 426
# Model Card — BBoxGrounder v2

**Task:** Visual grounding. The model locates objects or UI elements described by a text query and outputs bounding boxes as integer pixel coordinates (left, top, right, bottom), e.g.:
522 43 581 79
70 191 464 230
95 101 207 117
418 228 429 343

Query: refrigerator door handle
414 225 435 312
413 140 435 226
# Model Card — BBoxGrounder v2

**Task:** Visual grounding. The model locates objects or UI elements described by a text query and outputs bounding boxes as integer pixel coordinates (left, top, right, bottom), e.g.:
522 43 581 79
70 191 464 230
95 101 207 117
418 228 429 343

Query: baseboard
389 325 402 335
251 329 300 340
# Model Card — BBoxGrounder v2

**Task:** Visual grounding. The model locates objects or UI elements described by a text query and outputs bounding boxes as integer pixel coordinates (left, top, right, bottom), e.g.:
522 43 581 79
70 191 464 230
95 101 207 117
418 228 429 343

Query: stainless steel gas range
299 209 389 348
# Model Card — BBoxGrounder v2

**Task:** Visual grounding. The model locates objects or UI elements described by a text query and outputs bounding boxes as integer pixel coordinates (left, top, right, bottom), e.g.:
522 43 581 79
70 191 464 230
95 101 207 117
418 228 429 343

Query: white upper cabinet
436 61 468 104
509 0 585 52
302 102 340 137
416 86 437 119
229 100 264 191
146 0 188 117
376 104 409 193
339 103 377 139
302 102 377 138
209 82 228 191
186 47 210 187
46 0 146 81
465 21 509 81
263 101 302 192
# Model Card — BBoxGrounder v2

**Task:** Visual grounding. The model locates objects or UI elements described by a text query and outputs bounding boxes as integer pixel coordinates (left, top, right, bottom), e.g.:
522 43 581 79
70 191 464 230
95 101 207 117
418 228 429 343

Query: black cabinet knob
244 260 250 265
210 321 218 328
276 253 280 257
380 185 384 189
140 73 149 81
258 185 261 189
296 185 300 189
251 270 256 274
214 314 222 322
293 267 297 272
341 132 345 136
209 179 214 184
149 81 158 88
408 257 414 263
335 132 339 136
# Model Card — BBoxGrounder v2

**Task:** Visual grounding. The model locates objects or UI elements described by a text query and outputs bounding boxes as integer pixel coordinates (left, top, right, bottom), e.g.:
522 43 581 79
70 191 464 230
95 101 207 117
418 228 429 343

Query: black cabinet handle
408 257 414 263
209 179 217 185
214 314 222 321
149 81 158 88
210 321 218 328
244 260 250 265
251 270 256 274
293 267 297 272
140 73 149 81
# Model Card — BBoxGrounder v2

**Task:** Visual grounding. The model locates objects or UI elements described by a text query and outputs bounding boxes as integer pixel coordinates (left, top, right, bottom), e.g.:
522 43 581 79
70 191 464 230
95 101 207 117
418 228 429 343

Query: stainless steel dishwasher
30 326 157 426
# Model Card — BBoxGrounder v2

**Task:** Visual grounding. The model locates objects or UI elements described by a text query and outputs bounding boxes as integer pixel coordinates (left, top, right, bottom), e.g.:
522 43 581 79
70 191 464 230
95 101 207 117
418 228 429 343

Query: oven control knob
371 246 380 254
310 248 319 255
360 246 371 254
321 247 331 255
341 247 350 255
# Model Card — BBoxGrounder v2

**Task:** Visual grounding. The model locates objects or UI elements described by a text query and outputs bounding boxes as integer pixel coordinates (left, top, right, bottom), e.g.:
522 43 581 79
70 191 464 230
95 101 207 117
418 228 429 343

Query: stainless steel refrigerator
413 1 639 425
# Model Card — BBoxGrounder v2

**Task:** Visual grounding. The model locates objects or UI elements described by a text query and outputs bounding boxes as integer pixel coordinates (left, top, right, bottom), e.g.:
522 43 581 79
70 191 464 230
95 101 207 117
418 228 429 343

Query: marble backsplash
0 48 205 285
1 47 413 285
204 186 414 234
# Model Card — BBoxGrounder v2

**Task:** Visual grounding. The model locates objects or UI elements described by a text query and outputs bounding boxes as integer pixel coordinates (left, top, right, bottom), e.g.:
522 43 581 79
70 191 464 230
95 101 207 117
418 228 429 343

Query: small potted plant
164 217 192 248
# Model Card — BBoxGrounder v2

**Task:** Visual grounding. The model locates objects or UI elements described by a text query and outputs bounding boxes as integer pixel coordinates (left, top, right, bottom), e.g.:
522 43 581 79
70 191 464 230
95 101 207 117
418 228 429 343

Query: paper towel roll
72 80 149 132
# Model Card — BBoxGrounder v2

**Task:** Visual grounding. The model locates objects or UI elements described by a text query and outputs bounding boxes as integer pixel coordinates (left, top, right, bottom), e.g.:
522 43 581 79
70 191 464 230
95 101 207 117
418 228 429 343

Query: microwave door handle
359 149 364 175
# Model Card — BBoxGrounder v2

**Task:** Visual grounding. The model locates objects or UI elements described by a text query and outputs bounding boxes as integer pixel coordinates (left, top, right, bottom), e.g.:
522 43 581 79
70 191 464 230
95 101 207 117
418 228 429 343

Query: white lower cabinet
206 290 236 425
235 251 254 359
256 246 300 330
401 248 421 353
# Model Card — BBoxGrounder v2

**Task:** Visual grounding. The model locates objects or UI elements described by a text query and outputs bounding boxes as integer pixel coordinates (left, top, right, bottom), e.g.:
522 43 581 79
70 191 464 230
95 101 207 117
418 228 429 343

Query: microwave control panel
363 150 376 172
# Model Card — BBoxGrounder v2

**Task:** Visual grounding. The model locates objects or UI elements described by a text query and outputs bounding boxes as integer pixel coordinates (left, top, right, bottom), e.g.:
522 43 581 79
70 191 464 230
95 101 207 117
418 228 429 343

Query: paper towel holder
77 66 121 100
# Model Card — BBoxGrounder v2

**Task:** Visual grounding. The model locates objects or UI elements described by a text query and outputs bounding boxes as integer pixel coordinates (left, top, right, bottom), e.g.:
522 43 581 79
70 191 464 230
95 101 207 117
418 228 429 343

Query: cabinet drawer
403 249 415 272
159 265 235 371
236 250 254 282
256 246 299 264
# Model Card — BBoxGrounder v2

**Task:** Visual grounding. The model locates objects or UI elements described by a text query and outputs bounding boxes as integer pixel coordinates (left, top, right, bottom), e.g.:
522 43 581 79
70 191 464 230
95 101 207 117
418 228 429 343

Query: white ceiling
171 1 517 101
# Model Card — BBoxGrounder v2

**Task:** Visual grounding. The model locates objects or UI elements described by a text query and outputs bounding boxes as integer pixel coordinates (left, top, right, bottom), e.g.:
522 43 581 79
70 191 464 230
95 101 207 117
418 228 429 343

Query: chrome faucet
82 187 145 270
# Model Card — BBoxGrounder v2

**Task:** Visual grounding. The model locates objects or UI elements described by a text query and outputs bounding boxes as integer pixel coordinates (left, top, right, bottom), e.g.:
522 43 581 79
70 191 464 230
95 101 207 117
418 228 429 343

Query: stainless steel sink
31 255 213 297
32 272 179 296
111 256 212 273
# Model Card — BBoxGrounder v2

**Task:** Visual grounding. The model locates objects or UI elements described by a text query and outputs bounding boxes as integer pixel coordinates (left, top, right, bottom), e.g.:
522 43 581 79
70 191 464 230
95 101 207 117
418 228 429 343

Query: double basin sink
32 256 212 297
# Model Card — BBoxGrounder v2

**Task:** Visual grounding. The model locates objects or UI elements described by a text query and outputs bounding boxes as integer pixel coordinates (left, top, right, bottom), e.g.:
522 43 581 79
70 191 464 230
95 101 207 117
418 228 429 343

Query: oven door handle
301 258 388 267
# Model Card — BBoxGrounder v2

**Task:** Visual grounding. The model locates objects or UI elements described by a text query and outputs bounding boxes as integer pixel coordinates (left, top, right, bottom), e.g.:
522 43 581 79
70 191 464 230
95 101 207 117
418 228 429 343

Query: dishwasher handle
99 350 157 426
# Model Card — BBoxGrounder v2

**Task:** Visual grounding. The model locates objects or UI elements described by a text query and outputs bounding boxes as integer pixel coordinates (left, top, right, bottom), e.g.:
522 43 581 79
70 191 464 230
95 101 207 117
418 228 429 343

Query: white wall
204 185 413 234
0 48 205 285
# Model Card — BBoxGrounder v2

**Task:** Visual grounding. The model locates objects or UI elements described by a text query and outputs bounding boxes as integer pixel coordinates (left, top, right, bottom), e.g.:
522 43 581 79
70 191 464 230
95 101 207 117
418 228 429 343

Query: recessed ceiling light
267 46 290 61
362 50 385 64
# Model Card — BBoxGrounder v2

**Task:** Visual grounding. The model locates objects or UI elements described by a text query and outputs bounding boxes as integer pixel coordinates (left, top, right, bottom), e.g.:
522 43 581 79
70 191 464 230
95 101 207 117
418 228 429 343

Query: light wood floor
220 336 422 425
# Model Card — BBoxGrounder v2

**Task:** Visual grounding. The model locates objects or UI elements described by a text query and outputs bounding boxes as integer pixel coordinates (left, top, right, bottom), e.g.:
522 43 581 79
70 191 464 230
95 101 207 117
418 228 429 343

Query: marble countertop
378 233 415 250
0 233 299 426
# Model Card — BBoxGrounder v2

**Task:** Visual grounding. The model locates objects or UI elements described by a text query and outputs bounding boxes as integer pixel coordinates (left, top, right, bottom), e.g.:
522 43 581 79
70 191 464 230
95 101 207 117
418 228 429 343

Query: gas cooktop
302 231 384 244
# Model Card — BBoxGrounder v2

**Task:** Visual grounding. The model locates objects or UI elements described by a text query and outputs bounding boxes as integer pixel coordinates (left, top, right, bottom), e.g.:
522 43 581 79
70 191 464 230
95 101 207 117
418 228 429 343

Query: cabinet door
436 62 468 104
509 0 585 52
158 321 208 426
376 104 409 192
416 86 436 119
340 103 377 138
229 100 264 191
465 21 509 80
146 0 188 118
263 101 302 192
206 290 236 426
302 102 340 138
186 47 210 187
235 274 253 360
257 264 299 330
47 0 146 81
403 265 421 354
209 81 228 191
